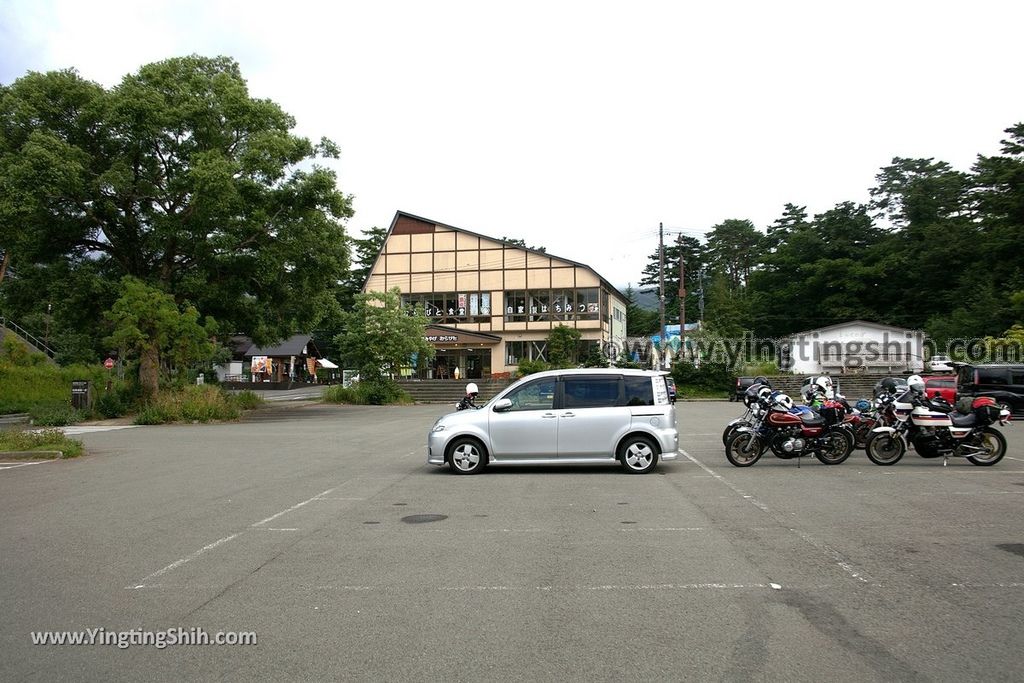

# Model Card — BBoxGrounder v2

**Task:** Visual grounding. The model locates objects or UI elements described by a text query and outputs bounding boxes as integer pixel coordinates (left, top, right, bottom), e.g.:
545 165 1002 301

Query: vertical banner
481 293 491 315
470 293 479 316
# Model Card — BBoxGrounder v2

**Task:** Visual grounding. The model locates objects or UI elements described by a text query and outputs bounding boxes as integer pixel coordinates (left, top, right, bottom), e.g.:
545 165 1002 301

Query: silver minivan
427 368 679 474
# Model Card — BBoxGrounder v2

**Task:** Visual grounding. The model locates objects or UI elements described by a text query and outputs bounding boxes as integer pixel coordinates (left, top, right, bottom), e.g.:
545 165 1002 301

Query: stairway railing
0 315 57 359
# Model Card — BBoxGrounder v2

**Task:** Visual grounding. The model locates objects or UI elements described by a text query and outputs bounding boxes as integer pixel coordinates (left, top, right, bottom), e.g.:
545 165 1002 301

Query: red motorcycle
726 392 854 467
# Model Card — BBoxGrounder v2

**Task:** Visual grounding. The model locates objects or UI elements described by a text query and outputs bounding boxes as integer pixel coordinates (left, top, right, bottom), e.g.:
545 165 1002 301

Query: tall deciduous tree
0 56 352 367
105 277 216 398
335 288 434 381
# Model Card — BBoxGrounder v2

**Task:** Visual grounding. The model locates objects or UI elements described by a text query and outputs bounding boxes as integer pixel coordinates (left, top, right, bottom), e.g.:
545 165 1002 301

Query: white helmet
906 375 924 394
465 382 479 396
814 375 834 398
772 393 794 410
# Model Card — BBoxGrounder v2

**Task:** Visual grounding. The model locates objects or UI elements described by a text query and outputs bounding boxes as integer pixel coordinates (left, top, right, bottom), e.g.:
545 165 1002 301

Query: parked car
427 368 679 474
927 355 954 372
922 375 956 404
956 363 1024 415
731 376 758 401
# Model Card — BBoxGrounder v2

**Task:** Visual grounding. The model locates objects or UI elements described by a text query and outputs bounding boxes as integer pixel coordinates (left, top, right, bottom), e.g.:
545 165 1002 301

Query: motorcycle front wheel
722 421 748 447
725 432 764 467
816 429 854 465
966 427 1007 466
865 432 905 466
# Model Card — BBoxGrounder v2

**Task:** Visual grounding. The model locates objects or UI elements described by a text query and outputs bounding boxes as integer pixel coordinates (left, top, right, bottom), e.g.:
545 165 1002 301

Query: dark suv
956 364 1024 415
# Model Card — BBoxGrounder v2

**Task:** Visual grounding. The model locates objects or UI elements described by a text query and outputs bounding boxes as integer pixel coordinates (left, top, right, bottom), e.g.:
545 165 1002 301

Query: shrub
671 361 733 396
29 403 87 426
322 379 411 405
133 385 240 424
230 390 263 410
516 359 550 377
0 427 84 458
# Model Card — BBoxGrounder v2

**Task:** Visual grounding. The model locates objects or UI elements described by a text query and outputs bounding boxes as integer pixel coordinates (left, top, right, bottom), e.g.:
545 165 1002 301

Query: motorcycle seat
949 412 976 427
799 414 825 427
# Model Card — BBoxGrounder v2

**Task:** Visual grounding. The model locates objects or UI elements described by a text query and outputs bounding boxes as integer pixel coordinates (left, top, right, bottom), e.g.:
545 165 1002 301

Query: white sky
2 0 1022 286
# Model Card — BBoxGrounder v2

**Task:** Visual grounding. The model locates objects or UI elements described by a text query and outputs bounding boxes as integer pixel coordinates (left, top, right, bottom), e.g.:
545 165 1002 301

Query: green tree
105 277 216 399
623 284 658 336
0 56 352 363
335 288 434 381
704 219 762 290
547 324 582 367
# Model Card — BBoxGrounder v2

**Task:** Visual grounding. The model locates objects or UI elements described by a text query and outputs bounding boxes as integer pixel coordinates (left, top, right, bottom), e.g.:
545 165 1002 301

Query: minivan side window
624 376 654 406
978 368 1008 385
504 379 555 411
562 377 621 409
1012 371 1024 385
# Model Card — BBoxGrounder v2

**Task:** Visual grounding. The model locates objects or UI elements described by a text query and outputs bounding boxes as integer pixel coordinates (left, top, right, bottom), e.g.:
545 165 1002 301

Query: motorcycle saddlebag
972 397 1000 425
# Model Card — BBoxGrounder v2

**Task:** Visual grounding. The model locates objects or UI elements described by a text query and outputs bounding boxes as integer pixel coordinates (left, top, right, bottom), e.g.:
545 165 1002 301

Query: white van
427 369 679 474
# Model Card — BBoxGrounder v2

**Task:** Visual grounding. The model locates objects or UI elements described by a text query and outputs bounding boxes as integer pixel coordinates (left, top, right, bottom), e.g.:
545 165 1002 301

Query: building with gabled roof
363 211 628 379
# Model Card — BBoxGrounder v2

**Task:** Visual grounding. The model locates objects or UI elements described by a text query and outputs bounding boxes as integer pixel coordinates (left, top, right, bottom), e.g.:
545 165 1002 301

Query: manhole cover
401 514 448 524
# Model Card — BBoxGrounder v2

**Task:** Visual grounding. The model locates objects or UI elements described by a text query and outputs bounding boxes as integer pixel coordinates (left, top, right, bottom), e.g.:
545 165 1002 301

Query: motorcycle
725 392 854 467
722 381 771 446
865 390 1010 466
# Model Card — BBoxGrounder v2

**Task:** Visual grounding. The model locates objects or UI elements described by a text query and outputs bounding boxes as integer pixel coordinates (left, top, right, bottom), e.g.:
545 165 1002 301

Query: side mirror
493 398 513 412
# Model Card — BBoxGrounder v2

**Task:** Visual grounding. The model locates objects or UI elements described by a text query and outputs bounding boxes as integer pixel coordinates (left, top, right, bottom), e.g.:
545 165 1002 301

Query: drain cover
401 514 448 524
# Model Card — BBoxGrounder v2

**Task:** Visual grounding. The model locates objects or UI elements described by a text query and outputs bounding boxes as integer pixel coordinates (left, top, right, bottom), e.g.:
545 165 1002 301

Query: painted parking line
0 460 57 470
59 425 138 436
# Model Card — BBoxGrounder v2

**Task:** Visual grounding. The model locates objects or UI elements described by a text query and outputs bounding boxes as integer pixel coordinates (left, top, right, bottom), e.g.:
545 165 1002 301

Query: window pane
529 290 549 322
506 379 555 411
562 377 620 409
624 376 654 406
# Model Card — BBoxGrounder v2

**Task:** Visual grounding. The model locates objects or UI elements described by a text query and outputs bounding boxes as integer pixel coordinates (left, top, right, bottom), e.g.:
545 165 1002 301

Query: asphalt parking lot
1 401 1023 681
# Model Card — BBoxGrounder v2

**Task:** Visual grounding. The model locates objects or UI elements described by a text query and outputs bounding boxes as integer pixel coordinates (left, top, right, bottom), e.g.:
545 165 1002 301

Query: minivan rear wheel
448 438 486 474
619 436 659 474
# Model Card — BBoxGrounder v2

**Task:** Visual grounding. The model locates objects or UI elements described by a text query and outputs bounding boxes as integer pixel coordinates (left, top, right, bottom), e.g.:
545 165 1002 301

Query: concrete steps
397 379 513 404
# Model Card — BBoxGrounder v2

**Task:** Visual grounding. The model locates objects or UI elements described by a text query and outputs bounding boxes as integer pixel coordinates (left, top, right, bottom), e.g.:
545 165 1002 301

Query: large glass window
529 290 549 322
505 341 548 365
505 291 528 321
551 289 573 320
577 288 599 320
403 292 491 323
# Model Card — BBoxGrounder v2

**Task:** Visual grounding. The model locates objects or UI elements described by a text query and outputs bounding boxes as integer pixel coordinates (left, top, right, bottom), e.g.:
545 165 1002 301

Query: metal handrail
0 315 56 358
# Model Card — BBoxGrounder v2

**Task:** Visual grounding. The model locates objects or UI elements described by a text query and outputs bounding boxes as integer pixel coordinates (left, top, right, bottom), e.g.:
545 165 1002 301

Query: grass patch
134 385 245 425
0 427 84 458
230 390 264 411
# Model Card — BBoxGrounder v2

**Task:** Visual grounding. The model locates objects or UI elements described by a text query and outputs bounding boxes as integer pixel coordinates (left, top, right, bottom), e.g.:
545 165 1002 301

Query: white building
781 320 925 375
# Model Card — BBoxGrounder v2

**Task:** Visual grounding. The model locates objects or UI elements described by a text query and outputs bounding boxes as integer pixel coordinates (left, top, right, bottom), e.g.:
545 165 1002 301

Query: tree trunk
0 250 9 285
139 343 160 400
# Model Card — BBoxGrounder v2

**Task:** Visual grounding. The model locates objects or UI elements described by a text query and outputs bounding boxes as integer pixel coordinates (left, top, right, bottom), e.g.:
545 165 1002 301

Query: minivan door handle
561 412 575 418
541 413 557 419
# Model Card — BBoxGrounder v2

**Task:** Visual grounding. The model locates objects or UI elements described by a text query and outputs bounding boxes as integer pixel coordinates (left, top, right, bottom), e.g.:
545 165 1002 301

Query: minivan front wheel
448 438 487 474
619 436 659 474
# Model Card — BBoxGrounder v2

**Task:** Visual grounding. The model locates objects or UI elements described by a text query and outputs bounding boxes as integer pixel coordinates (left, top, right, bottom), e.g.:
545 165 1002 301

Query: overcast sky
2 0 1022 286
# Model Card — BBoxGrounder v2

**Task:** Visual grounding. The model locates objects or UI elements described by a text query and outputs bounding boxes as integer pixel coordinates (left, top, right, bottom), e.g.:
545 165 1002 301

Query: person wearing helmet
456 382 480 411
814 375 835 400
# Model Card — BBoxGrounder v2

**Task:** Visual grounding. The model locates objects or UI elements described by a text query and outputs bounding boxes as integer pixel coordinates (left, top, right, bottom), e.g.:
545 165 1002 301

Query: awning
316 358 339 369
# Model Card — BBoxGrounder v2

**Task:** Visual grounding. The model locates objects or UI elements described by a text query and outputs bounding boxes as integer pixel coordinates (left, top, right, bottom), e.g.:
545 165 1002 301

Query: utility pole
658 223 666 368
677 234 685 363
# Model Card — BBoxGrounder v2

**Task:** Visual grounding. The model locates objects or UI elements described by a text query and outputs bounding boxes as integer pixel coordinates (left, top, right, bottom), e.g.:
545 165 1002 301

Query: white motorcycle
865 377 1010 466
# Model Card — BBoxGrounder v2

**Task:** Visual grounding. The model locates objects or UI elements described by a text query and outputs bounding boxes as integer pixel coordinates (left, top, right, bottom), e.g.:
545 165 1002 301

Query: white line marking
0 460 54 470
679 449 871 584
770 583 782 590
129 533 241 588
58 425 137 435
253 527 299 531
620 527 706 532
252 487 338 527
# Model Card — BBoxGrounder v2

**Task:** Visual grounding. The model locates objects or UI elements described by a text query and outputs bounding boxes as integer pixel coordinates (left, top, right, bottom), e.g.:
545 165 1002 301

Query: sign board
104 357 115 369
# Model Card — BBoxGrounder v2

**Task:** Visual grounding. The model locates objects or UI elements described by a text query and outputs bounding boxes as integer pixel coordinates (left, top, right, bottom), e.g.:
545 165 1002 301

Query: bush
671 361 733 397
0 427 83 458
516 359 550 377
322 379 411 405
29 403 87 426
0 361 129 415
133 385 241 424
230 390 263 410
